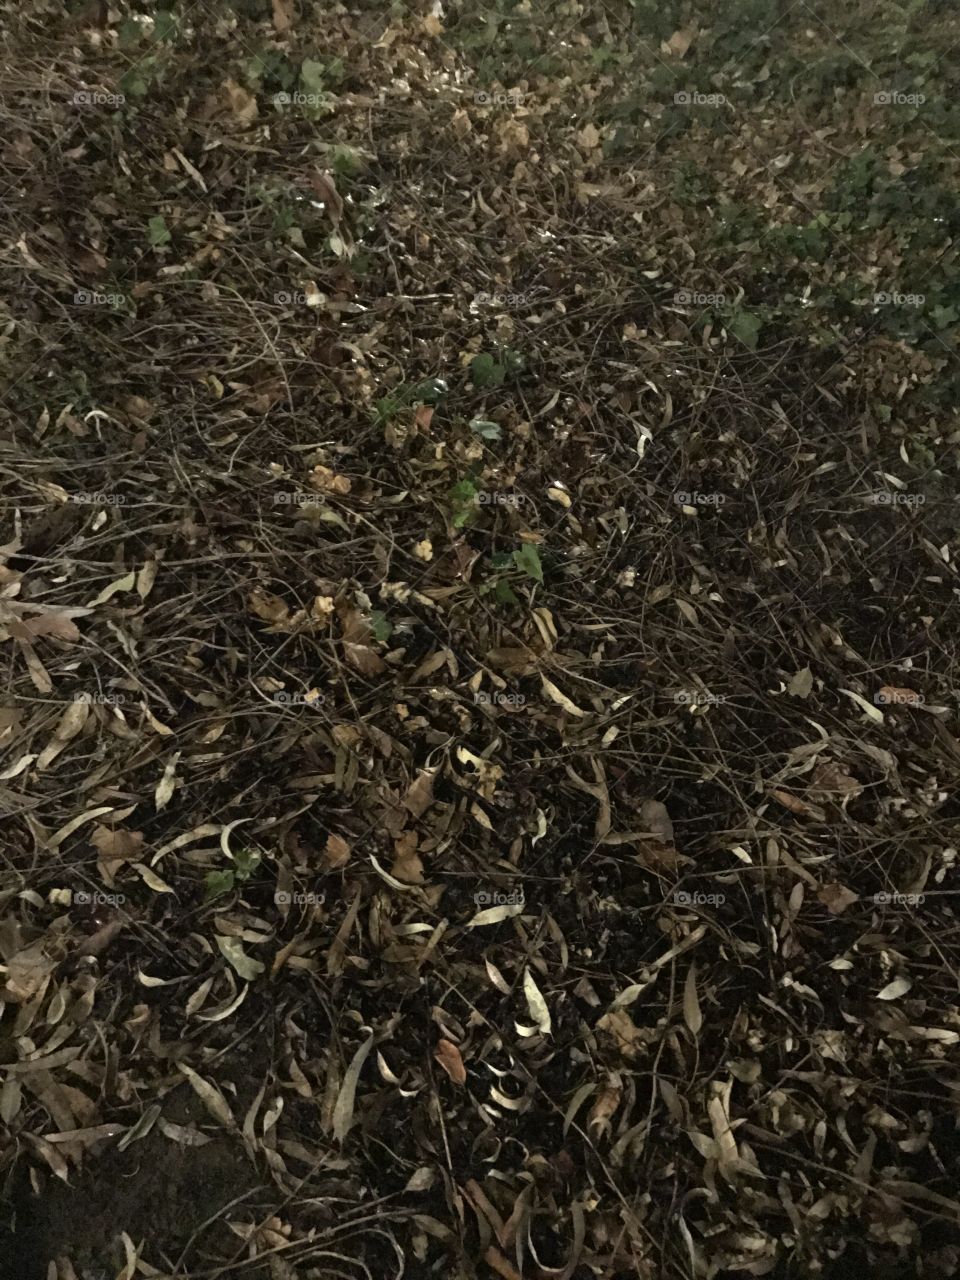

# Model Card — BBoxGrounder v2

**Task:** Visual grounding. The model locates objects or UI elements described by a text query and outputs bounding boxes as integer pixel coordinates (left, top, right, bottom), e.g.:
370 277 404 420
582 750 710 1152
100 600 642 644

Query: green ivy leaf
470 418 502 440
300 58 328 96
930 304 958 330
727 309 762 350
148 215 171 247
204 869 235 900
512 543 543 583
152 11 178 41
471 353 505 389
369 610 392 643
233 848 261 881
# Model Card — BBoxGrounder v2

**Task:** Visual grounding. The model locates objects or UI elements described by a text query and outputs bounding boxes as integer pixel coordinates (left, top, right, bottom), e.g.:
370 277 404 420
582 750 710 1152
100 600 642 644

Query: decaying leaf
540 674 587 717
817 882 859 915
333 1031 376 1143
216 936 264 981
434 1038 467 1085
323 832 351 868
36 696 90 771
523 967 552 1036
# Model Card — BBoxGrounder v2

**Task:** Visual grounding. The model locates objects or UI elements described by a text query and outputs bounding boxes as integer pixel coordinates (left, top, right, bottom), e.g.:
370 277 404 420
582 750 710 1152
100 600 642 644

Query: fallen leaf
587 1082 622 1133
308 171 344 222
817 882 859 915
308 465 351 495
662 24 697 56
403 767 436 818
272 0 294 32
466 902 524 927
541 674 586 717
221 78 258 125
877 976 912 1001
36 696 90 770
333 1030 376 1143
639 799 674 844
523 967 552 1036
434 1038 467 1085
87 570 136 608
248 588 290 625
577 122 601 150
343 641 386 675
683 961 703 1035
216 936 265 981
769 789 826 821
178 1064 237 1130
323 833 351 869
597 1009 643 1061
787 667 814 698
154 752 180 811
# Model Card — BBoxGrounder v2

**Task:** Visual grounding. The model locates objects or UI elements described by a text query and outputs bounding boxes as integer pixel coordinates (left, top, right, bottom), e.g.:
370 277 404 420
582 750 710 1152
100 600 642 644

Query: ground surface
1 1 960 1277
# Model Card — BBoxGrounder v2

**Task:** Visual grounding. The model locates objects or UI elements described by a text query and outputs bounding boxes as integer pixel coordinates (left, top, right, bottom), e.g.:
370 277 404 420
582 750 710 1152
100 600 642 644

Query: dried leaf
177 1064 237 1130
523 967 552 1036
216 936 264 981
817 882 859 915
467 902 524 928
36 696 90 771
272 0 295 32
323 832 351 869
540 674 586 717
683 961 703 1035
154 752 180 811
434 1038 467 1085
87 570 136 607
787 667 814 698
639 799 674 844
877 976 912 1001
769 789 826 821
403 767 436 818
333 1030 375 1143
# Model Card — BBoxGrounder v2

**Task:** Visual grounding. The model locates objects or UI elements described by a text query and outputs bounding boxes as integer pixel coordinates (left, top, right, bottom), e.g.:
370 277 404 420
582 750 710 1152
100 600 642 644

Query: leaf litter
1 1 960 1277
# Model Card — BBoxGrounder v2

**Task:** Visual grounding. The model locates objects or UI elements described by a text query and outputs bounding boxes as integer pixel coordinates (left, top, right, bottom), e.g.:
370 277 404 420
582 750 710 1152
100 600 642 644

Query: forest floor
2 1 960 1277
